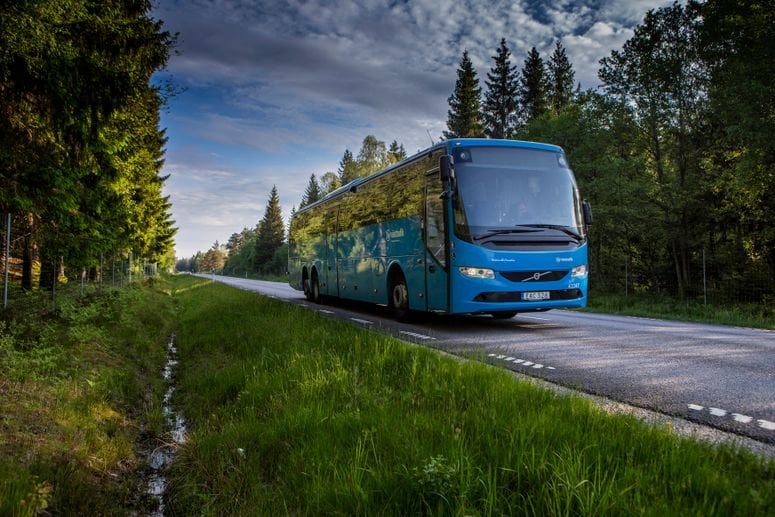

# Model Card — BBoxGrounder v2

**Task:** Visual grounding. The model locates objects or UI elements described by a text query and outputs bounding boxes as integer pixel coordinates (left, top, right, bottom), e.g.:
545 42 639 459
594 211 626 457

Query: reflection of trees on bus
289 151 435 298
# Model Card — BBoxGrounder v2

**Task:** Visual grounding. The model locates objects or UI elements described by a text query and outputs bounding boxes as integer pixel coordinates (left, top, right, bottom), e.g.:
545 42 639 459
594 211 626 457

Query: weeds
0 280 176 515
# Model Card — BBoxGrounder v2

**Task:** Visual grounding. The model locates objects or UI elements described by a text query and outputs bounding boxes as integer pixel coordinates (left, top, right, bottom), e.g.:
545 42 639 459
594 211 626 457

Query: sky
152 0 673 259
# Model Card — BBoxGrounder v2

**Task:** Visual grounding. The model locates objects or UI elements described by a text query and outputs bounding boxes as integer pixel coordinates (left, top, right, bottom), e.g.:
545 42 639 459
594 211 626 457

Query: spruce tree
547 41 576 114
519 47 549 123
483 38 519 138
254 186 285 273
300 174 322 208
387 140 407 163
337 149 358 185
444 50 484 139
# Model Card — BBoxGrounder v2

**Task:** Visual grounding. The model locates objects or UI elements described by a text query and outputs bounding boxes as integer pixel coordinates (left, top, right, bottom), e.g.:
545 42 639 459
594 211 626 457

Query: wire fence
1 213 159 309
592 248 775 306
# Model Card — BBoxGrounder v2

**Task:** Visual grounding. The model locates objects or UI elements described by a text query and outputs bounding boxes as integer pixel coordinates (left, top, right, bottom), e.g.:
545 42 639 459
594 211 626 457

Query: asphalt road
197 274 775 445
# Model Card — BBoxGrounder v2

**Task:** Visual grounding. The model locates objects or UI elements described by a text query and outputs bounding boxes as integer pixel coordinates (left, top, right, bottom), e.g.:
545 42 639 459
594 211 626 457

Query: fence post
703 248 707 306
3 213 10 309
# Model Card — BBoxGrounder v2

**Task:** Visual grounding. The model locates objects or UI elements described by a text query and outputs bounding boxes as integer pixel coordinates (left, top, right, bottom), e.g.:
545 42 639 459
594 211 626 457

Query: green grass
166 276 775 515
586 292 775 330
0 279 177 516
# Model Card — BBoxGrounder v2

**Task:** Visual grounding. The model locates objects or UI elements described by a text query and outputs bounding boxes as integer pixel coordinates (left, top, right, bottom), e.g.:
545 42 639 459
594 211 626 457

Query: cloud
154 0 676 257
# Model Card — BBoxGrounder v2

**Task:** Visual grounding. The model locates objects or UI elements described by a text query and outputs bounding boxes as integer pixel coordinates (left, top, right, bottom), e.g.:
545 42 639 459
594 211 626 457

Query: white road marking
758 420 775 431
512 359 524 364
522 361 534 366
732 413 753 424
520 315 550 321
349 318 373 326
546 366 556 370
709 407 728 417
487 353 496 357
532 364 544 369
318 309 334 314
505 356 515 361
688 404 704 411
399 331 436 341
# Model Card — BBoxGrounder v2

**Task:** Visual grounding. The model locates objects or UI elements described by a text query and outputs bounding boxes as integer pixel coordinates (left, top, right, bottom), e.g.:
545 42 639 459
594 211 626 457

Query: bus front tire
390 274 410 321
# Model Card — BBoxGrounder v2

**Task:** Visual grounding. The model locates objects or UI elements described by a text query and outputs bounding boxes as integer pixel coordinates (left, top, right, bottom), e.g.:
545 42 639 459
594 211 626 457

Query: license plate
523 291 550 301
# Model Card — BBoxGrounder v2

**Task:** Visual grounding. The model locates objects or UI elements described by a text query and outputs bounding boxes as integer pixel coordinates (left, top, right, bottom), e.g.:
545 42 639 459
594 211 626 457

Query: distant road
196 274 775 445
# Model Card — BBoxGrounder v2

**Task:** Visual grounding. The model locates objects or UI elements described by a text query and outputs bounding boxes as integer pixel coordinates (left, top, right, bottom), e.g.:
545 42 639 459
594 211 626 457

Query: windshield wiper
472 227 541 241
519 224 583 241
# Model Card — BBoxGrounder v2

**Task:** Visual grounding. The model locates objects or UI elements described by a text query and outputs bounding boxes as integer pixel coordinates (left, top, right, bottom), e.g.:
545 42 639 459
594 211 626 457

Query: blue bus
288 139 592 319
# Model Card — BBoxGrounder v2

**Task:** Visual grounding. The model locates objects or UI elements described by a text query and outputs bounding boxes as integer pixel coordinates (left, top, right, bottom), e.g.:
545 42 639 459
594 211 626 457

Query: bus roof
296 138 565 214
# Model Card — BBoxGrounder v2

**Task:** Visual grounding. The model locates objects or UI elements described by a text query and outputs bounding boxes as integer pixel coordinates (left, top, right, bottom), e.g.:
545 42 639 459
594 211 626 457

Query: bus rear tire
389 273 410 321
310 271 321 304
490 311 517 319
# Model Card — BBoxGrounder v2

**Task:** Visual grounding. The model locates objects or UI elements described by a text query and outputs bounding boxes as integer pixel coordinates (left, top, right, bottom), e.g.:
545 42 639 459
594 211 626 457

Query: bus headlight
459 266 495 279
571 265 587 278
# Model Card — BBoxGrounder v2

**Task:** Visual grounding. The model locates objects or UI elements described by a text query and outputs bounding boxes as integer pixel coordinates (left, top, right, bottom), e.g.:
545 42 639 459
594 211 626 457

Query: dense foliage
0 0 177 288
446 0 774 304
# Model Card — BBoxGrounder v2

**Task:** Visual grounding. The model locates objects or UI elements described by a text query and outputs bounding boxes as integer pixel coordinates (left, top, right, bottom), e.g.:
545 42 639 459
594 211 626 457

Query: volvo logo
524 271 552 282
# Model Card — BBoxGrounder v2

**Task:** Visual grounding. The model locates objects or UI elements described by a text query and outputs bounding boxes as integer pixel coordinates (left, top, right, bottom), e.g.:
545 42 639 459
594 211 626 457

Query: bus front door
424 174 449 312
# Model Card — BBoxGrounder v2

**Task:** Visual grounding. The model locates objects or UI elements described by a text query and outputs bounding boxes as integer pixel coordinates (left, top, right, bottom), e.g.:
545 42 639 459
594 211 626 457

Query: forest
2 1 771 307
0 1 177 291
189 1 773 306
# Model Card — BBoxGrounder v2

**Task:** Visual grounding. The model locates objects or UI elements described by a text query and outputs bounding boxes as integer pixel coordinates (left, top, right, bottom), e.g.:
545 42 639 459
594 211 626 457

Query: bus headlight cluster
459 266 495 279
571 265 587 278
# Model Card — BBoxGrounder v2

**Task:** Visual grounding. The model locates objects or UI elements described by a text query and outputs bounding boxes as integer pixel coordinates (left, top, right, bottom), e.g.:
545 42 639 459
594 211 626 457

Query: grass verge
0 279 177 516
166 276 775 515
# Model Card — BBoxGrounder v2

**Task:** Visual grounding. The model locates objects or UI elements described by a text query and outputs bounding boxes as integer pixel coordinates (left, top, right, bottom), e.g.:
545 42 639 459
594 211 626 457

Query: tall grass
0 279 177 516
167 277 775 515
587 292 775 329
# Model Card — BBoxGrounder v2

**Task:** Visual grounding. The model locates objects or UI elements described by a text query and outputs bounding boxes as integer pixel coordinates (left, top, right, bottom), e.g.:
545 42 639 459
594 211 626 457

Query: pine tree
547 41 576 114
338 149 358 185
519 47 549 123
300 174 322 208
483 38 519 138
387 140 407 163
254 186 285 273
444 50 484 139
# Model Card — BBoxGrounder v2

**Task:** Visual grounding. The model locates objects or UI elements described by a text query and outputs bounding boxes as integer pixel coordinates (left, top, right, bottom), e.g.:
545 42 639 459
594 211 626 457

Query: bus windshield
452 146 585 242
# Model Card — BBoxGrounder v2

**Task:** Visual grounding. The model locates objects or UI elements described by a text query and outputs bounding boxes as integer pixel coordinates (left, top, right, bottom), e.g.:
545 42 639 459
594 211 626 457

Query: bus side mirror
439 154 456 199
582 199 593 227
440 155 453 181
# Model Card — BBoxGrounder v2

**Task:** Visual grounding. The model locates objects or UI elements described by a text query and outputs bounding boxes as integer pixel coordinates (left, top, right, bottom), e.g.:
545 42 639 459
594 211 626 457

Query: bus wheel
390 274 409 320
310 271 321 304
490 311 517 319
303 272 313 302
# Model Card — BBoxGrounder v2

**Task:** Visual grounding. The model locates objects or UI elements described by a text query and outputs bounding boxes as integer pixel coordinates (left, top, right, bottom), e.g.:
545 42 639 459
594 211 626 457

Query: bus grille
500 270 568 282
473 289 582 303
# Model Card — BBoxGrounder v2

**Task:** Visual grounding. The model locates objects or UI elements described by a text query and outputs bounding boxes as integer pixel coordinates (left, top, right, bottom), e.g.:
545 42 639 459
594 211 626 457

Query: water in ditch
145 333 186 516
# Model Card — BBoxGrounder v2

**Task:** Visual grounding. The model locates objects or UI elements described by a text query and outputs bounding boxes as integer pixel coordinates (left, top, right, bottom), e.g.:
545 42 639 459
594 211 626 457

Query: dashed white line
399 331 436 341
318 309 334 315
349 318 373 326
709 407 728 417
688 404 774 432
488 353 557 371
758 420 775 431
